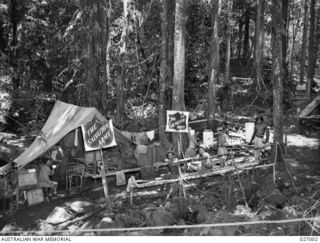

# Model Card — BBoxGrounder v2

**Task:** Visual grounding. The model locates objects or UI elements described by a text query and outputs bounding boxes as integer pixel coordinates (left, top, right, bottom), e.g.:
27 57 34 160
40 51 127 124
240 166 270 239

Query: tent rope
0 216 319 235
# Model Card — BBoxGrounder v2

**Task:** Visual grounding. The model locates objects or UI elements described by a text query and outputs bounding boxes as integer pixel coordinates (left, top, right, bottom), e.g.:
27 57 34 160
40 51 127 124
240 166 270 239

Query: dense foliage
0 0 319 134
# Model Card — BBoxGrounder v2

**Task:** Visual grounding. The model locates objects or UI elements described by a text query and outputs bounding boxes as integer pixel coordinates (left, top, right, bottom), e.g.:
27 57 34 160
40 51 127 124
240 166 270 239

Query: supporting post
273 149 277 185
129 188 133 206
178 132 183 158
226 174 233 211
99 148 112 213
231 152 248 207
177 138 187 217
163 184 175 205
16 187 19 209
178 164 186 199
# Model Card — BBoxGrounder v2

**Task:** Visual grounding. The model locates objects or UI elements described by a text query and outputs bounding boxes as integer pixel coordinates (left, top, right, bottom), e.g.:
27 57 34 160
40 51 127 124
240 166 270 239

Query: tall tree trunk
289 7 301 83
299 0 309 85
10 0 19 97
307 0 316 100
225 0 232 84
116 0 129 125
0 16 6 52
100 0 108 115
106 0 112 90
166 0 175 116
86 1 94 107
254 0 265 90
282 0 290 92
159 0 171 148
243 6 250 60
238 16 243 59
271 0 284 162
86 0 104 108
172 0 186 155
313 6 320 73
207 0 220 131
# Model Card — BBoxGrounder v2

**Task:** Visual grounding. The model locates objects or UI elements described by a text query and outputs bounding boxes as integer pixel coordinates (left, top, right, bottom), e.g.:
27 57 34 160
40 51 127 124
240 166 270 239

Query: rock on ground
1 224 23 233
46 207 74 225
143 207 175 227
264 189 287 207
114 210 145 228
38 220 55 236
65 201 95 214
196 205 209 223
97 217 114 229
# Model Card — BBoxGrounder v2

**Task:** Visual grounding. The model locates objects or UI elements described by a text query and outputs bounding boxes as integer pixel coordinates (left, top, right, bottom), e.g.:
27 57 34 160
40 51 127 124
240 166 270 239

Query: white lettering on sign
87 123 110 145
99 130 111 146
87 123 97 136
170 118 185 128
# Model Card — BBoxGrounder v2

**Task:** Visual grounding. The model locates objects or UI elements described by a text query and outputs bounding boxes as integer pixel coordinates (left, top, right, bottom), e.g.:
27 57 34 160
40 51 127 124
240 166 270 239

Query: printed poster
166 110 190 133
81 118 117 151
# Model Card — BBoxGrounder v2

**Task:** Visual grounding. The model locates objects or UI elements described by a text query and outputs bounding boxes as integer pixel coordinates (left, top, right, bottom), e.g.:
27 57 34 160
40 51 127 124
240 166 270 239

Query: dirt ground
0 132 319 236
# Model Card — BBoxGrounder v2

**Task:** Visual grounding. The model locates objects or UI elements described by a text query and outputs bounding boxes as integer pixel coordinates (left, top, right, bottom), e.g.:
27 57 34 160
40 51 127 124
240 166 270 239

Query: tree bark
238 16 243 59
10 0 19 97
86 0 104 109
106 0 112 90
172 0 187 155
299 0 309 85
282 0 290 91
100 0 108 115
166 0 175 113
307 0 316 100
115 0 129 124
207 0 220 131
289 7 301 83
225 0 232 84
159 0 171 148
271 0 284 162
243 6 251 60
313 6 320 74
0 15 6 52
254 0 265 90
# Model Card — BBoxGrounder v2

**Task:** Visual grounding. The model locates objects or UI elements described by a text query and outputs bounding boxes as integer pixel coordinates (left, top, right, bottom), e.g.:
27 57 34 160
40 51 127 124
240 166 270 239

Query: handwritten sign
81 118 117 151
166 110 190 133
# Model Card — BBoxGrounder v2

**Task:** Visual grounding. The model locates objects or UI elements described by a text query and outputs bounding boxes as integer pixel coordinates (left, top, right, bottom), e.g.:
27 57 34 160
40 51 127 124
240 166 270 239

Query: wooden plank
87 153 254 179
88 167 141 179
135 159 260 188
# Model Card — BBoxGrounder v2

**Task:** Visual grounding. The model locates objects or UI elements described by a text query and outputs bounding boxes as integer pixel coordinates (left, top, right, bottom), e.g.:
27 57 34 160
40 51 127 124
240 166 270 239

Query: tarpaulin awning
299 94 320 117
13 101 132 169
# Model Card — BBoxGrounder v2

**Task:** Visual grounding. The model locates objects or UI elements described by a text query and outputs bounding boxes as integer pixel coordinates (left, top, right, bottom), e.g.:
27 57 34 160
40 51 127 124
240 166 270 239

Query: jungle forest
0 0 319 237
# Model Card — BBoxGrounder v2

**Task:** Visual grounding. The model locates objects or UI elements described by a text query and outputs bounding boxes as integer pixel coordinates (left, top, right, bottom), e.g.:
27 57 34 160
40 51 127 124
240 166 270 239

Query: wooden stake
99 148 112 213
178 132 182 158
231 153 248 207
227 175 233 211
178 164 186 199
129 188 133 206
273 144 277 185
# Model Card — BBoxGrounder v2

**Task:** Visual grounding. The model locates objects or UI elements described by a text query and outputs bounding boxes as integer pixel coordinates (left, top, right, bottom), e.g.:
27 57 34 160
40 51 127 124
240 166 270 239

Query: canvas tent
14 101 133 169
299 93 320 118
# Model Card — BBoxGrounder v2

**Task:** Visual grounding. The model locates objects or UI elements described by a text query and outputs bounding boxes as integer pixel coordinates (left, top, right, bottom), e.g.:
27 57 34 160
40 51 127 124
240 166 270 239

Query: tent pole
99 148 112 213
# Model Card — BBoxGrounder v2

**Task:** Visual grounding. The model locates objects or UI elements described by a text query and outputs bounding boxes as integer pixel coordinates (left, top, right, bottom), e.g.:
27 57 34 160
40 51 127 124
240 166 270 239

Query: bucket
203 130 214 147
245 122 255 143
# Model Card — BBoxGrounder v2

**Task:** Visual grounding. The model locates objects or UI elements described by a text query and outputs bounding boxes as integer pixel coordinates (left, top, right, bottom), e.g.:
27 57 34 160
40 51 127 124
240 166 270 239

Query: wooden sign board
166 110 190 133
81 118 117 152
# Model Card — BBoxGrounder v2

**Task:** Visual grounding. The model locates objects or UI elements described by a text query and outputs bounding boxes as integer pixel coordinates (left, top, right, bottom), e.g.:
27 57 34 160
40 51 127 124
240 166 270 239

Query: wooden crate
26 188 44 206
